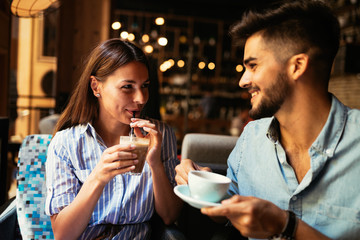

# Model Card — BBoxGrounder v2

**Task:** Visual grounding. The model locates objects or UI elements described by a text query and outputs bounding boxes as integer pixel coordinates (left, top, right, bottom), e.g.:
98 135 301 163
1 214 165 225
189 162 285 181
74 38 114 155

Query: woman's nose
134 89 148 104
239 71 251 88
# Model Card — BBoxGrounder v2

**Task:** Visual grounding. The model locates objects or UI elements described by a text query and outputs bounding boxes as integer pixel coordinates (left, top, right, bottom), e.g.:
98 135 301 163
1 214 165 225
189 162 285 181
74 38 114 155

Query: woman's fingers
175 159 197 185
112 159 138 170
130 119 157 136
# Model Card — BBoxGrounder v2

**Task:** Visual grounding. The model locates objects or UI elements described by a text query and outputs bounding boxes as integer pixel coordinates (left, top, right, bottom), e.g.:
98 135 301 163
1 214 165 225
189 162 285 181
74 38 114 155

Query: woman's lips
127 110 140 117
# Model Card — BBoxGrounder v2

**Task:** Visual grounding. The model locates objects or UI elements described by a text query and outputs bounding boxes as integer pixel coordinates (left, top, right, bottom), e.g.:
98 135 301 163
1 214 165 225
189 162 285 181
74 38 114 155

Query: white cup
188 170 231 203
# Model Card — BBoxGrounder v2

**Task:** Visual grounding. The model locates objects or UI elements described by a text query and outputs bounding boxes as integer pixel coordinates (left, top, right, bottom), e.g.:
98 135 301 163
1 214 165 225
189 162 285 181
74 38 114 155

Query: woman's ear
287 53 309 81
90 76 100 96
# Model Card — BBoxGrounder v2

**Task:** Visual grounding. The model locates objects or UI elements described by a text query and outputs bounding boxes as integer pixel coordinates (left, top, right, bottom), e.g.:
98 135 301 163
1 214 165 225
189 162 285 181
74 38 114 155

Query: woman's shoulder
52 124 89 144
147 118 173 133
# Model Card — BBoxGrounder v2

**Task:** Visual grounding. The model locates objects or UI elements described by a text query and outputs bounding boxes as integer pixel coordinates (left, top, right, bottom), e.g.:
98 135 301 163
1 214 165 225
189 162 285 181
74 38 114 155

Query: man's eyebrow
243 57 256 66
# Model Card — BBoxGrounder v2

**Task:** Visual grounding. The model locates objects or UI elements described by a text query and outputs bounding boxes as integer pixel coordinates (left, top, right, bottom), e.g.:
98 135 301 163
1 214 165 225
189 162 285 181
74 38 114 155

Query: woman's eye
121 84 133 89
142 83 150 88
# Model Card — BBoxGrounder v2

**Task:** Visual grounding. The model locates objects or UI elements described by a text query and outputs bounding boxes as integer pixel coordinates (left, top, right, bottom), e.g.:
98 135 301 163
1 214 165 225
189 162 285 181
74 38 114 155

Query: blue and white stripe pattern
45 119 179 239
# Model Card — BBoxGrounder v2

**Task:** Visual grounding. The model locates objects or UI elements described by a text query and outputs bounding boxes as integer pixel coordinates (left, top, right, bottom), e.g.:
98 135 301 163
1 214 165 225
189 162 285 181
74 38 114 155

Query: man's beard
249 72 291 120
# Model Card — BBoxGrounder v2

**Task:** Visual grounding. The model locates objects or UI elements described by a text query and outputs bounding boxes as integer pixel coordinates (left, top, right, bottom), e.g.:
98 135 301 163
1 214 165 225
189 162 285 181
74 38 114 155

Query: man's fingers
201 204 233 217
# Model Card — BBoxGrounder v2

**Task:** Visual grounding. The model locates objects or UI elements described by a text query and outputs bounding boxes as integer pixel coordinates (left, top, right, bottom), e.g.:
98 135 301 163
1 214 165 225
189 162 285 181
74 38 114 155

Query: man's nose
239 71 251 88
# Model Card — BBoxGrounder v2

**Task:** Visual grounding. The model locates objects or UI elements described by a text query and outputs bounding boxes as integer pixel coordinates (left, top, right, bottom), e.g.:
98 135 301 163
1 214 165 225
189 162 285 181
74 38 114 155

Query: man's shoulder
244 117 273 133
347 107 360 124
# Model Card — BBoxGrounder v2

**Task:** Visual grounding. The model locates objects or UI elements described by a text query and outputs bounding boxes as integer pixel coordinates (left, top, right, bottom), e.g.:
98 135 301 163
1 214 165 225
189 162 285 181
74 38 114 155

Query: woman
45 39 183 239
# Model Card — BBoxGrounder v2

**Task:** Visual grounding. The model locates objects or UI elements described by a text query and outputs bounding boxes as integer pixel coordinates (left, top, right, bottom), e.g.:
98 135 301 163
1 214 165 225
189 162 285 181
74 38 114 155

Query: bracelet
269 210 298 240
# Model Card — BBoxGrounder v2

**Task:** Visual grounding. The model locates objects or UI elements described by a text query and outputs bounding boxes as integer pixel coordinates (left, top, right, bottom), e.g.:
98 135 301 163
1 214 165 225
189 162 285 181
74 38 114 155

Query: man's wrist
269 210 298 240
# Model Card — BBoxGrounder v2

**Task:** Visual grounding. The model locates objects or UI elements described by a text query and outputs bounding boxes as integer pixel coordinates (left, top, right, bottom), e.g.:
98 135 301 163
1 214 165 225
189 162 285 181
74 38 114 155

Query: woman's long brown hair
54 39 149 134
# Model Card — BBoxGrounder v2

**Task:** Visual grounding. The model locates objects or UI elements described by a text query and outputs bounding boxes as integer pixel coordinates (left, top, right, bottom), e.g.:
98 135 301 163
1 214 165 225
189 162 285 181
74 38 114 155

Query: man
175 0 360 239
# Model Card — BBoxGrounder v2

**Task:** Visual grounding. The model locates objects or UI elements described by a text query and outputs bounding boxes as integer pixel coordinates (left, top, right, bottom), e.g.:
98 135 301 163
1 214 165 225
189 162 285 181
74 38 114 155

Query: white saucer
174 185 222 209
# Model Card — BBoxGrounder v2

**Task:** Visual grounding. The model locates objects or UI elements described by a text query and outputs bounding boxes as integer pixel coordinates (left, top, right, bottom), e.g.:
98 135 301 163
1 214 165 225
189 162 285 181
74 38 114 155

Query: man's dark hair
230 0 340 79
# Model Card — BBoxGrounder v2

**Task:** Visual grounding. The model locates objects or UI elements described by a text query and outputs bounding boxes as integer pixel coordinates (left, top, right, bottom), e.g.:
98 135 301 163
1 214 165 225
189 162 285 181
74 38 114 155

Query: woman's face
95 61 149 125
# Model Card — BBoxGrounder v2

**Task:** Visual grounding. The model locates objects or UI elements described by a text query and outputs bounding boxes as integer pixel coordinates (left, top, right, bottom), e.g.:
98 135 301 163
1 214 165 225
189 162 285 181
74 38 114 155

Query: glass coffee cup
120 136 150 175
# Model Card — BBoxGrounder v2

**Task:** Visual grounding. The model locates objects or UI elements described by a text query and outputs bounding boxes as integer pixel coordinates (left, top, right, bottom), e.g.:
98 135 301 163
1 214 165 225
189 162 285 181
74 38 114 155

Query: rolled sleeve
45 134 80 216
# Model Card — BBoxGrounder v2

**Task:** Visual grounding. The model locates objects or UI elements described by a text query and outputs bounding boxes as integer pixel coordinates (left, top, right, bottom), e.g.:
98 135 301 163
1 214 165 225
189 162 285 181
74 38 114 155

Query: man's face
239 33 291 119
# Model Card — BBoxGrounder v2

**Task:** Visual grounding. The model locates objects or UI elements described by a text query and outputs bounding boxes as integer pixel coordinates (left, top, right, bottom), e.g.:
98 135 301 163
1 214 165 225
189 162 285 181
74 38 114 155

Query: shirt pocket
74 169 92 184
315 203 360 225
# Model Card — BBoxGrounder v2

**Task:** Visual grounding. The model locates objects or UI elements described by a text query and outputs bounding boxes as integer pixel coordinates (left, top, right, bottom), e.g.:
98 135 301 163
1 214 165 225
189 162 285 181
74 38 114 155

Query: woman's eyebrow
120 79 150 83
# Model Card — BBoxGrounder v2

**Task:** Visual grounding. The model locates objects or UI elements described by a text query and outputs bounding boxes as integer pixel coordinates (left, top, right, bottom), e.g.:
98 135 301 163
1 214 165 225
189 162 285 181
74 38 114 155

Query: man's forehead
243 34 275 61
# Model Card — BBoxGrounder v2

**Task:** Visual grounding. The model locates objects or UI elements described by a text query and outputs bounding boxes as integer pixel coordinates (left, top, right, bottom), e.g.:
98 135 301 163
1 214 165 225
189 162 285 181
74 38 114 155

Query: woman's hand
90 144 138 186
175 159 212 185
130 118 162 168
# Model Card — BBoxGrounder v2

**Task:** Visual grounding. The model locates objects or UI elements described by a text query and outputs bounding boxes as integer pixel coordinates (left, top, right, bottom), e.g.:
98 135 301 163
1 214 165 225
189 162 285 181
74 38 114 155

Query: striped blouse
45 119 179 239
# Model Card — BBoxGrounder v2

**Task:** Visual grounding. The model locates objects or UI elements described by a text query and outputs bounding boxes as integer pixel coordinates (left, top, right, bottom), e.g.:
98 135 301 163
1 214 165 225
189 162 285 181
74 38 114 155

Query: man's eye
249 64 256 69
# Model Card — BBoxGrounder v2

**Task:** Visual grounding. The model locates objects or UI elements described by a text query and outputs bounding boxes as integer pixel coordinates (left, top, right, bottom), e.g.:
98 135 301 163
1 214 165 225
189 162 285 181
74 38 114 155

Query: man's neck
276 92 331 151
275 92 331 182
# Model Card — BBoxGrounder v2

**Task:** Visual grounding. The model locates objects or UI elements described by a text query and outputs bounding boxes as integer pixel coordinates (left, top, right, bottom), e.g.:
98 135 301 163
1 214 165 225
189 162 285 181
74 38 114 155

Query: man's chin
249 106 276 120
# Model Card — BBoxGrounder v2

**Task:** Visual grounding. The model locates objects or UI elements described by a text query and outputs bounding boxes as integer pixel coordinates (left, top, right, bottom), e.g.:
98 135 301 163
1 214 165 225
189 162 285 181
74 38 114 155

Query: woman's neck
93 119 130 147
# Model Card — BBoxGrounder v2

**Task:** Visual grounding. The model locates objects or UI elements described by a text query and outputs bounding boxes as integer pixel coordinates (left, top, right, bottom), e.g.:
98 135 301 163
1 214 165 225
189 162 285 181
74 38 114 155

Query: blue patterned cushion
16 134 54 240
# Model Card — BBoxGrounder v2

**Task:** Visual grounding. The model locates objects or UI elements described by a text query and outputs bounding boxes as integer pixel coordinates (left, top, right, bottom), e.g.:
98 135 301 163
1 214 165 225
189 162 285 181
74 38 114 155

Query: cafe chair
0 134 53 240
178 133 247 240
0 196 18 240
16 134 53 240
181 133 238 175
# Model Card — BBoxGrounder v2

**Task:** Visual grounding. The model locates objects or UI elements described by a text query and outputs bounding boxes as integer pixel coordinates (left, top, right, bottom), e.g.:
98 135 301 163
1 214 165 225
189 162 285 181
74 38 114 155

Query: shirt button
325 149 332 155
292 196 297 201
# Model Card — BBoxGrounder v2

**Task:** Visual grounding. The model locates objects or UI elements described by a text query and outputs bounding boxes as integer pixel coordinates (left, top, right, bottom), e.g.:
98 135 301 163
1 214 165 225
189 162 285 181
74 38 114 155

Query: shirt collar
266 117 280 143
265 94 348 157
78 123 96 136
311 94 348 158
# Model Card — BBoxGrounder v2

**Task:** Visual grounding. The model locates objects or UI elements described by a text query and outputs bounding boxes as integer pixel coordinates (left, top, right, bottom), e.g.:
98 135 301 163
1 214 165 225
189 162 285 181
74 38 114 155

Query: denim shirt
227 95 360 240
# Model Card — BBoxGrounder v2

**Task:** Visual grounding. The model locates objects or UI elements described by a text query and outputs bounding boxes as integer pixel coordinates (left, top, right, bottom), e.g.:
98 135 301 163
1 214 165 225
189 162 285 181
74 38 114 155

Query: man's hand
201 195 287 239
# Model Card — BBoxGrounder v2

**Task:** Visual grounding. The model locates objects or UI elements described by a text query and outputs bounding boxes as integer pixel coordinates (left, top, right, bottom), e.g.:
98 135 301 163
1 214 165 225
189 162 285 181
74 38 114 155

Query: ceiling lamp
10 0 59 17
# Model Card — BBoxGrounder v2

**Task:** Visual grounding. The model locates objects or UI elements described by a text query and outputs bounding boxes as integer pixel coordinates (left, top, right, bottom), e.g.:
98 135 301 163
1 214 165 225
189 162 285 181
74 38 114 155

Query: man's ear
287 53 309 81
90 76 100 96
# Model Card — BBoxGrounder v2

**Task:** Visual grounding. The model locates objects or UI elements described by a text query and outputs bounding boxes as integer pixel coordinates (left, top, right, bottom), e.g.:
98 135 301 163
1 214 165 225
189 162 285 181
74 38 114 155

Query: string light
112 21 121 30
236 64 244 72
128 33 135 41
208 62 215 70
177 60 185 68
158 37 168 46
179 36 187 44
159 60 175 72
168 59 175 67
198 62 206 69
144 45 153 54
155 17 165 25
120 31 129 39
142 34 150 43
159 64 168 72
